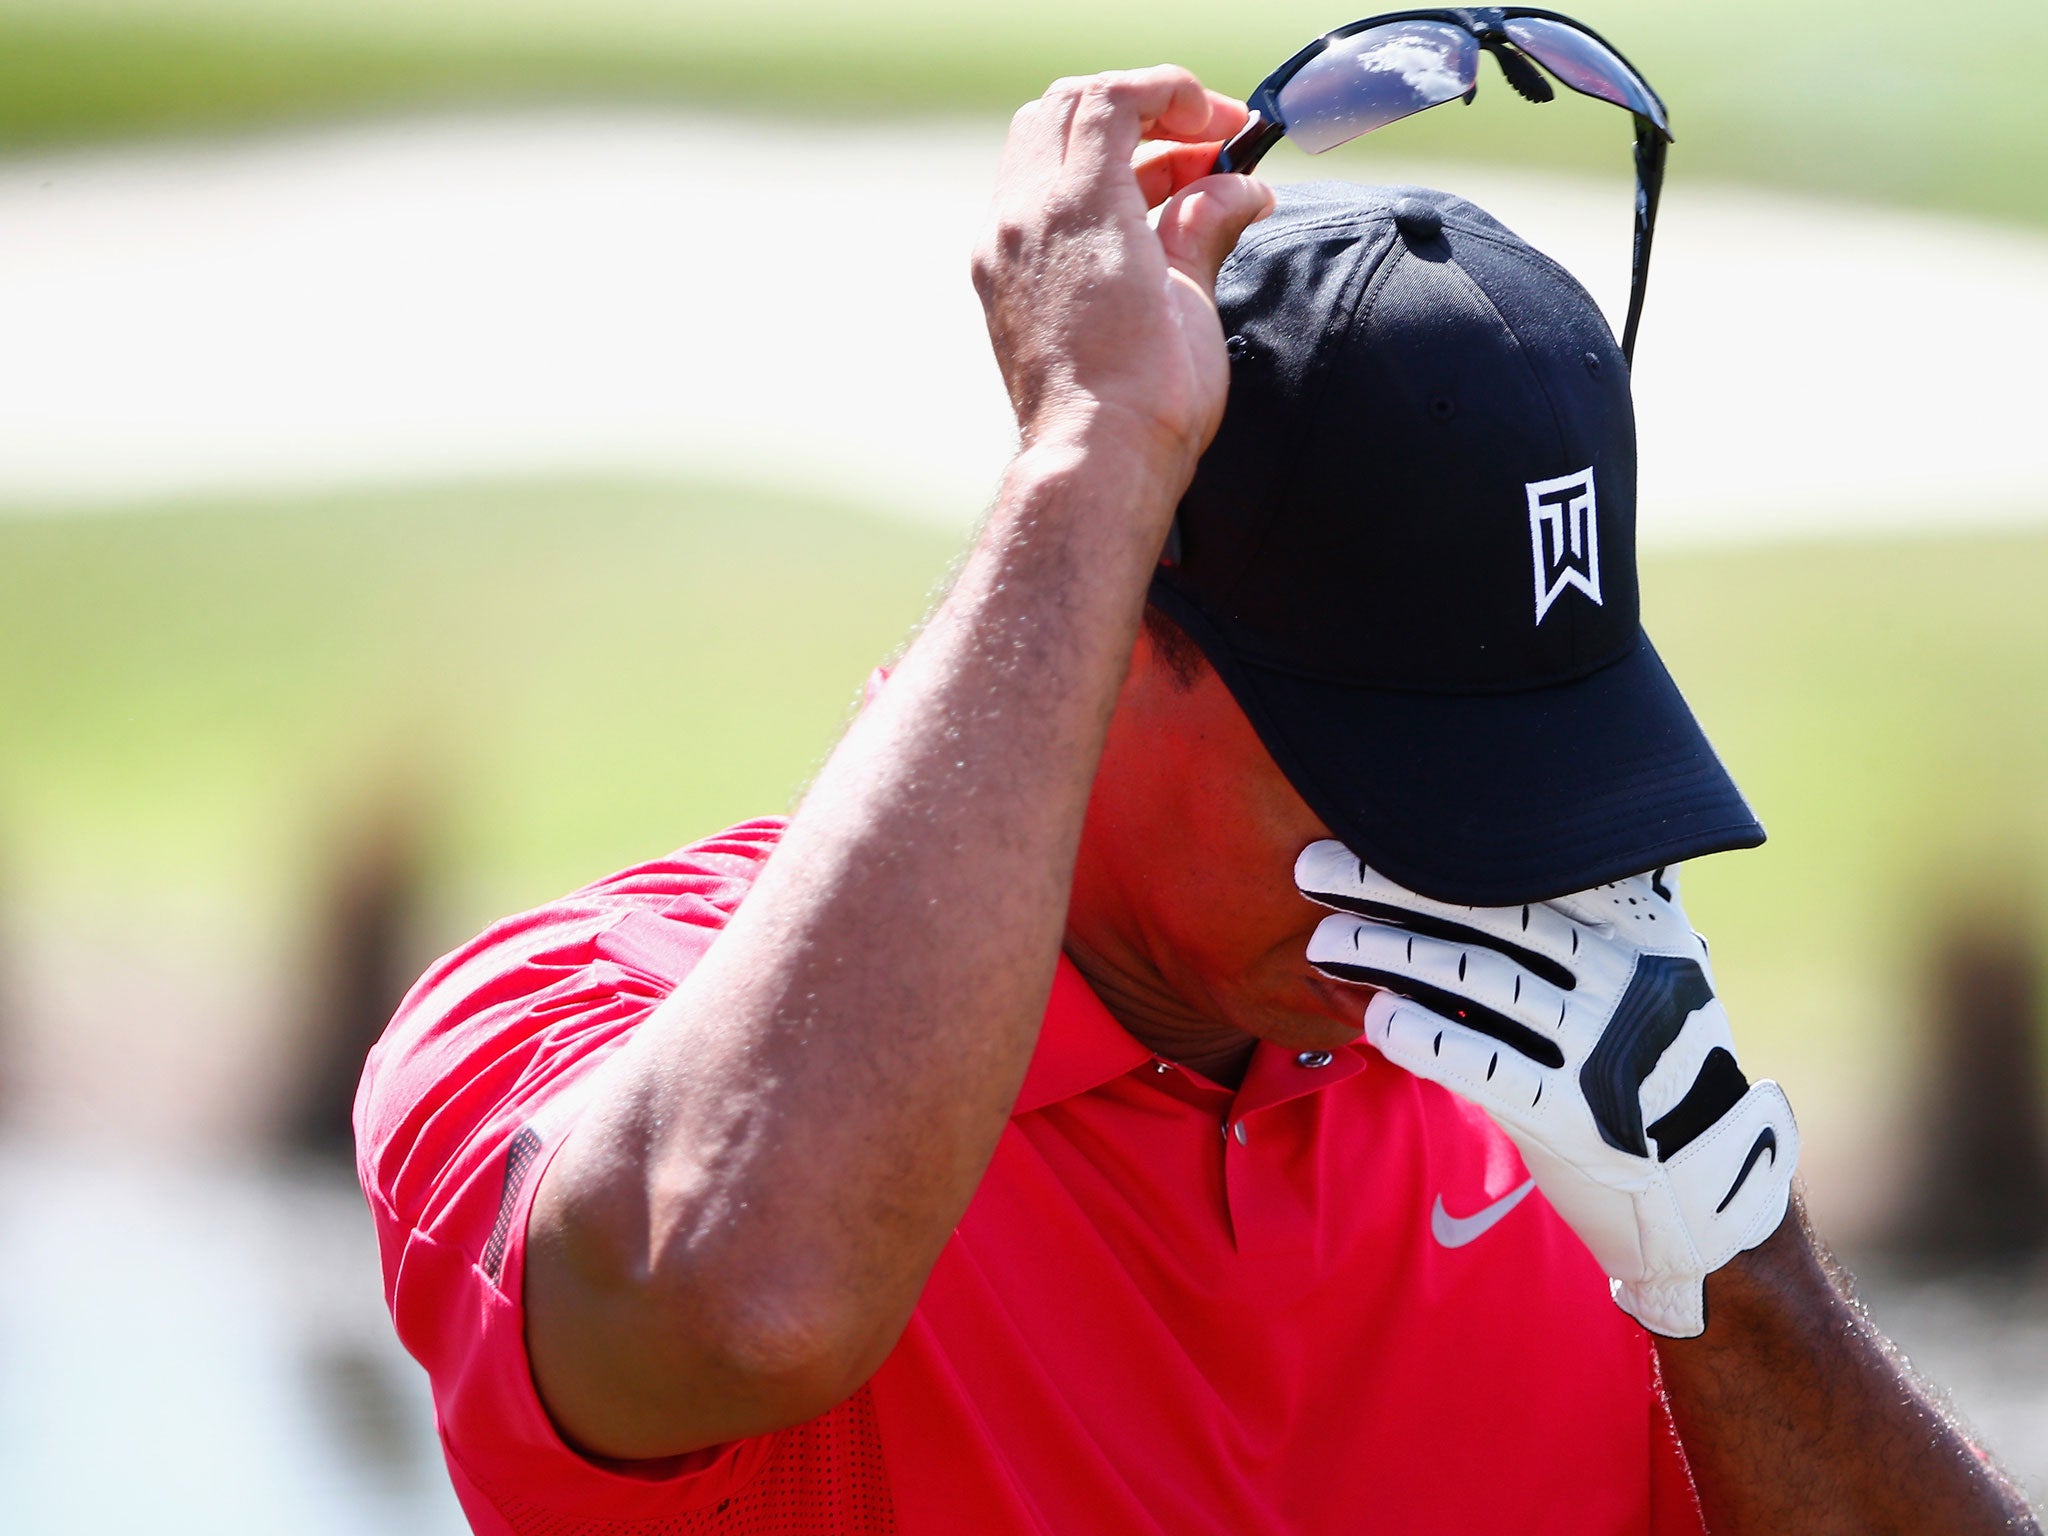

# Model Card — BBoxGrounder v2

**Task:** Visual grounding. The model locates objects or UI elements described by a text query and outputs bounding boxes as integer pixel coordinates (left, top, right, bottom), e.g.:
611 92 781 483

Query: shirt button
1152 1060 1172 1074
1296 1049 1335 1069
1230 1120 1249 1146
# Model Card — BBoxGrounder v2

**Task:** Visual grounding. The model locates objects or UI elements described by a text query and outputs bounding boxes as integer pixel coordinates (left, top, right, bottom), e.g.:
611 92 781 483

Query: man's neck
1061 934 1259 1089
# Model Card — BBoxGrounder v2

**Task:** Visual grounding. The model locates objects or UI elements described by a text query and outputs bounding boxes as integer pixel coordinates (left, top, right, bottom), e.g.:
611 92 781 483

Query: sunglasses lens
1501 18 1667 132
1275 21 1480 154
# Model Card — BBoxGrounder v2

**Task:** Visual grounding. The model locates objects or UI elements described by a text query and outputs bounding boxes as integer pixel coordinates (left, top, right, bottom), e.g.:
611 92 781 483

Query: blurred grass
3 479 2045 1110
0 480 952 929
6 0 2048 228
1641 530 2048 1136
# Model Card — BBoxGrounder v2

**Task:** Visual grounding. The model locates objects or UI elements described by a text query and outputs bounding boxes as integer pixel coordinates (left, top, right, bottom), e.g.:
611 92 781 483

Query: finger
1295 840 1593 982
1145 84 1249 145
1079 66 1244 144
1309 913 1572 1035
989 89 1088 212
1133 140 1231 209
1638 995 1742 1151
1058 67 1247 177
1311 914 1571 1071
1550 869 1698 944
1154 173 1275 293
1364 990 1550 1125
1652 863 1683 903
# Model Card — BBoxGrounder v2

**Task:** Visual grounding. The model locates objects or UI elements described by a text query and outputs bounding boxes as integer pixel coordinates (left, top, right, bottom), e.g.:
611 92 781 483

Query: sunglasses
1212 7 1672 361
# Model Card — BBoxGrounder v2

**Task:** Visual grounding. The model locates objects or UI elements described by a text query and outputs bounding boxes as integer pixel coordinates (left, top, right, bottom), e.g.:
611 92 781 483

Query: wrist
995 412 1201 574
1709 1198 1824 1303
1014 397 1206 502
1673 1197 1830 1348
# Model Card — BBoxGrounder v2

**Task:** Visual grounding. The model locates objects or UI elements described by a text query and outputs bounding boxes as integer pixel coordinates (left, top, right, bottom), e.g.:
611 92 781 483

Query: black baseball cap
1148 181 1763 907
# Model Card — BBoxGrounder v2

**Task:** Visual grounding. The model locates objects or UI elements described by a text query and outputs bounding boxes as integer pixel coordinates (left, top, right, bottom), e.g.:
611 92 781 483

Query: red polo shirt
357 819 1705 1535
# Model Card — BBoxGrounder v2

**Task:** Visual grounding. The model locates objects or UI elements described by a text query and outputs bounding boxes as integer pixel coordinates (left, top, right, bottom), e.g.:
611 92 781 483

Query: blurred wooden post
285 795 432 1159
0 870 12 1125
1890 905 2048 1267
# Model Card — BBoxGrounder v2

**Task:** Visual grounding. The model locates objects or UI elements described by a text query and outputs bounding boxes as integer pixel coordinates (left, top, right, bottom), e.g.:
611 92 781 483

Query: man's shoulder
423 816 788 998
394 813 787 1043
354 817 787 1213
568 817 788 910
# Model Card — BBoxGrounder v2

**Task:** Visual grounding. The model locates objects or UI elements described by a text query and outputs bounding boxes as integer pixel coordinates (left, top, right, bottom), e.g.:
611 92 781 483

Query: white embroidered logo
1526 467 1603 625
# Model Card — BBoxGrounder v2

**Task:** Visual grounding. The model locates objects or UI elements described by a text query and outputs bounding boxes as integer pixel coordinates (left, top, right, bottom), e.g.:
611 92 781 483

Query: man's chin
1227 981 1373 1055
1301 974 1376 1039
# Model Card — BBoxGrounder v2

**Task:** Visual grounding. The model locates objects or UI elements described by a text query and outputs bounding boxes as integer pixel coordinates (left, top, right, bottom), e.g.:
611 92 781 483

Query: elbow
688 1283 902 1428
623 1205 907 1421
536 1178 904 1449
600 1265 906 1451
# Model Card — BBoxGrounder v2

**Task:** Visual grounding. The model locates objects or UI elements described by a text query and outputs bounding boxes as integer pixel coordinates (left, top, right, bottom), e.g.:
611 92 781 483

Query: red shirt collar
1013 955 1155 1115
1018 953 1371 1118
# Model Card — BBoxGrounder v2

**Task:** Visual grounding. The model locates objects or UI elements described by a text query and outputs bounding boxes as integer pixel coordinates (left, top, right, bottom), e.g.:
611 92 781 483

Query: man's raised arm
521 68 1274 1462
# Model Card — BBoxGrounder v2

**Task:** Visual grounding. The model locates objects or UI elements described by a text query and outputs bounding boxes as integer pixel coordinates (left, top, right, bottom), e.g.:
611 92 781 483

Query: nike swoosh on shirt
1431 1177 1539 1249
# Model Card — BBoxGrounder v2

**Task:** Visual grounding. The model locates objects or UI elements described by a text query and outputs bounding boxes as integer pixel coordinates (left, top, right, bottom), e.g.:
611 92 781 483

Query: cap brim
1150 587 1764 907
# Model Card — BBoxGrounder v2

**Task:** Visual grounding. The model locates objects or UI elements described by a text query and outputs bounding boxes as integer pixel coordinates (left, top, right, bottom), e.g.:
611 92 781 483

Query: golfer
355 69 2037 1534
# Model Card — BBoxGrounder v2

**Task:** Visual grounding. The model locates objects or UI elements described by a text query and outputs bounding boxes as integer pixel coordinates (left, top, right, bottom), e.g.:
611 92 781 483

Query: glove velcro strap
1616 1081 1799 1338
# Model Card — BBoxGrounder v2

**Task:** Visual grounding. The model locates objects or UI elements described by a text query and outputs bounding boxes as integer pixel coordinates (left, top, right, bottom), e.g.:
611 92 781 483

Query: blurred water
0 1141 2036 1530
0 1143 468 1534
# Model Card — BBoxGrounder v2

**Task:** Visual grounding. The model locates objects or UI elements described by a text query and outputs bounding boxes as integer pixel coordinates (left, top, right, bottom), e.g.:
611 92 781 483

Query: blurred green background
7 480 2043 1171
5 0 2045 1211
2 1 2046 1520
6 0 2041 226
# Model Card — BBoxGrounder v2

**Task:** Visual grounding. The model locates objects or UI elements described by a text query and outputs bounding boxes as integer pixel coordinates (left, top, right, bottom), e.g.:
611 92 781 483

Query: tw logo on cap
1526 467 1603 625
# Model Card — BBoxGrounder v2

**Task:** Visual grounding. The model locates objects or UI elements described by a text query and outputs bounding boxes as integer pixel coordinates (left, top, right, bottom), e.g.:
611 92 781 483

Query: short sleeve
353 822 787 1526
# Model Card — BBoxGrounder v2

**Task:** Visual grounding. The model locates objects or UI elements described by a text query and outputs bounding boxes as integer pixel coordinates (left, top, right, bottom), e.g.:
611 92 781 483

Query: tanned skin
526 67 1279 1460
1667 1207 2037 1532
523 64 2039 1532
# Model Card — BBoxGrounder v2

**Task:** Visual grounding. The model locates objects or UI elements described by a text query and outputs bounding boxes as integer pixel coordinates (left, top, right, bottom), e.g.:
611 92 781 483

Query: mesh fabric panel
493 1388 896 1536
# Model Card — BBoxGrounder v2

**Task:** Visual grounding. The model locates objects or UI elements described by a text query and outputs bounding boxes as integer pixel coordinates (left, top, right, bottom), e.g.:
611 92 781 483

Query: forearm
1659 1199 2038 1534
529 428 1188 1454
628 427 1185 1292
1296 865 2038 1532
520 65 1272 1458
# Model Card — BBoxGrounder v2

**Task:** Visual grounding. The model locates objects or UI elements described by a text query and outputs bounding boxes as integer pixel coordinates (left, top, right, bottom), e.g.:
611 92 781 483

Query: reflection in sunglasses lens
1275 21 1481 154
1501 18 1666 129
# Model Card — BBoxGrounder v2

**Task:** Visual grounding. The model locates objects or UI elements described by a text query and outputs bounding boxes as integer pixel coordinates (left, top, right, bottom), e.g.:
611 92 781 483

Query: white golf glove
1297 841 1797 1338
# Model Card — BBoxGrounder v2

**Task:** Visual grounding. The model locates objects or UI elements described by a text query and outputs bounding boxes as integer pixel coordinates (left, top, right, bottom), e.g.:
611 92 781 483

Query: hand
1296 842 1799 1338
973 67 1276 475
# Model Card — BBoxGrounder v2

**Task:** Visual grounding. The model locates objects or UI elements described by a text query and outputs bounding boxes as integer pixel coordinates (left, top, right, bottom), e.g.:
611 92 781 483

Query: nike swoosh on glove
1297 842 1798 1338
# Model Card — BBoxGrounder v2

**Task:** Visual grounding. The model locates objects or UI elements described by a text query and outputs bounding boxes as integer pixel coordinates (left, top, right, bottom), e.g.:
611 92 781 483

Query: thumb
1156 174 1275 293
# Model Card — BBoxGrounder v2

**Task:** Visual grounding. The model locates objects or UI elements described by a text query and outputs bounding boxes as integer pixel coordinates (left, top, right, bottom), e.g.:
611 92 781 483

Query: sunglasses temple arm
1621 120 1667 364
1211 111 1287 175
